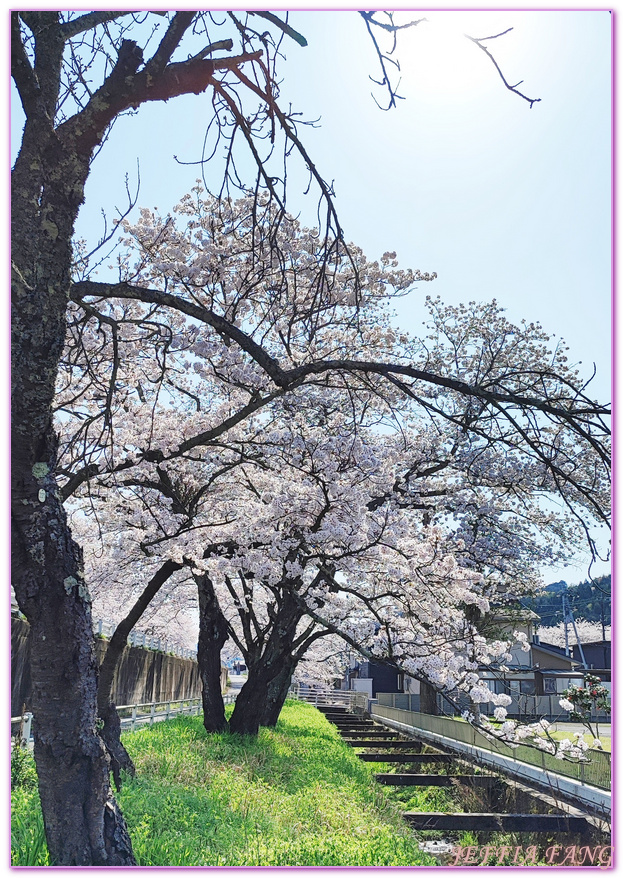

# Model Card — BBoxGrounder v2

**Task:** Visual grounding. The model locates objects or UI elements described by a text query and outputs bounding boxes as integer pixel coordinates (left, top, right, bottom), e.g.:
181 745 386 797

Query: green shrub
11 746 38 791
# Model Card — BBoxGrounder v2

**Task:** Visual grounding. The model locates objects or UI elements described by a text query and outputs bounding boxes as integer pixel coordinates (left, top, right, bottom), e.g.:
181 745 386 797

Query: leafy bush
11 745 38 791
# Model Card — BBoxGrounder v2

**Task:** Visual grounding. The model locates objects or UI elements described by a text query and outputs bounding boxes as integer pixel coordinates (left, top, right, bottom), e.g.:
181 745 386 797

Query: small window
543 678 556 694
520 679 536 695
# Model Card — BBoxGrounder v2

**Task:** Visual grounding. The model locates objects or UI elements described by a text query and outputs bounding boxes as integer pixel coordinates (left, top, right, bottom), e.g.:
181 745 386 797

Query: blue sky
52 9 611 405
10 8 612 581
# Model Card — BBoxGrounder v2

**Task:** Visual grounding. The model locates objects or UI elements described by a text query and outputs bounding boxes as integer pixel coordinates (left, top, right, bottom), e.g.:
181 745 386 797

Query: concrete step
344 739 416 748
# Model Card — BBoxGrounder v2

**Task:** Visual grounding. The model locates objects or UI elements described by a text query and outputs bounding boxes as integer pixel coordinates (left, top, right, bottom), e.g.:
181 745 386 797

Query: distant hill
544 580 568 594
527 574 611 628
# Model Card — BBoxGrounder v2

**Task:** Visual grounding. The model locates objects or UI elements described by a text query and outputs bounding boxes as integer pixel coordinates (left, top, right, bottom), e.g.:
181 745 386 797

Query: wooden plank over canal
402 812 590 833
376 773 498 787
359 753 453 763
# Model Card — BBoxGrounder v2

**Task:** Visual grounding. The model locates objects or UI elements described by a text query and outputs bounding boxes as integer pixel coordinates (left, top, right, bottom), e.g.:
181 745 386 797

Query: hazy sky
10 9 612 581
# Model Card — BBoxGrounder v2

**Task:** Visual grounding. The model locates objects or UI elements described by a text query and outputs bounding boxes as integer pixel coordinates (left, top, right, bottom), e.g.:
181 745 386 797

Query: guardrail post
165 701 171 720
21 712 33 747
131 705 137 731
150 703 156 725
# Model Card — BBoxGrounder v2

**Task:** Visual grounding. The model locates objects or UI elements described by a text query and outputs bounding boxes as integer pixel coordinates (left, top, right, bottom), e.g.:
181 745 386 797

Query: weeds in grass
11 788 49 866
11 701 439 866
11 745 38 791
17 701 596 867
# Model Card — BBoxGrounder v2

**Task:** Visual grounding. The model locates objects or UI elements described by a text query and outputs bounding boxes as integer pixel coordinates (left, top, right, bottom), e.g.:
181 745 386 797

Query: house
373 603 607 719
572 640 611 683
344 659 402 698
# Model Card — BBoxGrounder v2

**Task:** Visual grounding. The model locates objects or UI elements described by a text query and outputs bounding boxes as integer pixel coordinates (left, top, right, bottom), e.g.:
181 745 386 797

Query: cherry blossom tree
70 338 608 746
12 10 365 863
537 619 611 648
60 190 609 754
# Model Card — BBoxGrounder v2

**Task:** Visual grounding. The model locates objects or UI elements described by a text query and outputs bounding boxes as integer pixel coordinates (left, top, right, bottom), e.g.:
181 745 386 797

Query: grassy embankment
12 700 454 867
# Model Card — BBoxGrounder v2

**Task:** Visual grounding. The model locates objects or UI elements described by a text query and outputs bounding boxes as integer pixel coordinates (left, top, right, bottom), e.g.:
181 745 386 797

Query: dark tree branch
191 39 235 60
59 12 132 40
71 281 284 384
360 11 426 110
11 13 41 118
70 280 610 485
248 12 308 47
143 11 196 76
465 30 541 108
57 42 263 156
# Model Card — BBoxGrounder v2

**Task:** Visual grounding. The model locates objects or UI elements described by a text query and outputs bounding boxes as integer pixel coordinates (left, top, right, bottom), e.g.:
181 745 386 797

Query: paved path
226 672 247 695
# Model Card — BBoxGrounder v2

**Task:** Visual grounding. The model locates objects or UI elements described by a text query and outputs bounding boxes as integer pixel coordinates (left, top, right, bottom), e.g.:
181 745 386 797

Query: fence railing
377 691 611 722
94 618 197 661
11 692 239 745
372 704 611 792
288 685 369 712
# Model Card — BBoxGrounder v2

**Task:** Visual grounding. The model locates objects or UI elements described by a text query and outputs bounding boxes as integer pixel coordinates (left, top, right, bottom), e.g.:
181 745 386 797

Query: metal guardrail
372 705 611 792
377 691 610 722
289 685 369 712
11 692 239 744
117 693 240 732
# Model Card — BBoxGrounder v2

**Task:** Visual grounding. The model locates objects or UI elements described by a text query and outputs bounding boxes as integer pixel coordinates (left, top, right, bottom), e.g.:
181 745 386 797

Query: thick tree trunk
229 594 303 736
229 666 277 736
258 659 297 728
11 46 135 861
12 431 134 865
195 573 229 733
97 559 183 788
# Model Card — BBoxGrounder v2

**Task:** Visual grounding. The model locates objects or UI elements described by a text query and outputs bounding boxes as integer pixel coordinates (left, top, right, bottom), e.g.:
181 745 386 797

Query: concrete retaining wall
11 616 202 715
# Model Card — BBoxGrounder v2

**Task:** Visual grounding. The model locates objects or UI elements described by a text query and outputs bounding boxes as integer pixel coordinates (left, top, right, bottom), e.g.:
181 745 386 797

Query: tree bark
258 658 297 728
97 559 183 789
195 573 229 733
11 11 267 863
11 16 135 862
229 592 303 735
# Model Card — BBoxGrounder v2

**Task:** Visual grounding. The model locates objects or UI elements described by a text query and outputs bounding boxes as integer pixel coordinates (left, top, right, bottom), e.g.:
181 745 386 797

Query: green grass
11 701 439 867
538 729 611 752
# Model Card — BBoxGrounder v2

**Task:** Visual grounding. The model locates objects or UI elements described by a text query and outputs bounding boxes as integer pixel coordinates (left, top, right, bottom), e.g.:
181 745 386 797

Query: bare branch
360 11 426 110
248 12 308 47
143 11 196 76
11 13 40 117
190 39 234 60
59 12 133 41
465 31 541 108
57 40 263 157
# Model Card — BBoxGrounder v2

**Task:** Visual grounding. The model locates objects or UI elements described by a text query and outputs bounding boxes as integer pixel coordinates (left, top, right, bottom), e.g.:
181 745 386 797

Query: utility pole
562 592 588 669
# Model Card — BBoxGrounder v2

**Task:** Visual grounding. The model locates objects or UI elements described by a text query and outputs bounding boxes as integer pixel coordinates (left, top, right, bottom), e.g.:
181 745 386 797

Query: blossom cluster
58 189 610 754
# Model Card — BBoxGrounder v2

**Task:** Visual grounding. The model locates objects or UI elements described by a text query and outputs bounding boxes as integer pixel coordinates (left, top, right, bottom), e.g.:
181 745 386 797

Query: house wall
532 644 579 670
573 642 611 679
